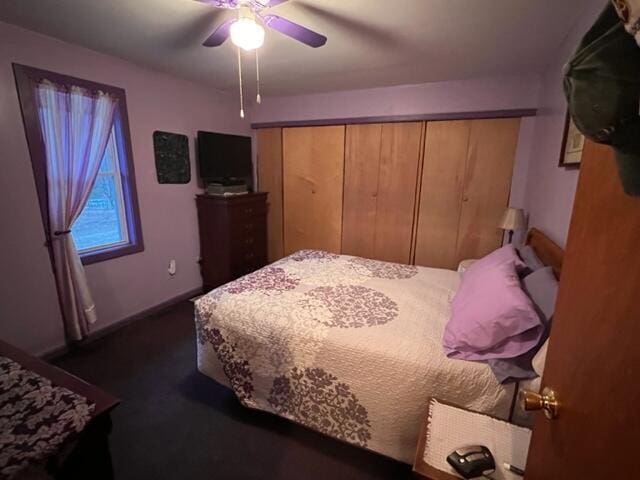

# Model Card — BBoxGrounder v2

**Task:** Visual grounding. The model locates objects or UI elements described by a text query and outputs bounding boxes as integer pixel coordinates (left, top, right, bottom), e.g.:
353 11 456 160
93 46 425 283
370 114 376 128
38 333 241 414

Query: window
14 64 144 265
72 129 130 252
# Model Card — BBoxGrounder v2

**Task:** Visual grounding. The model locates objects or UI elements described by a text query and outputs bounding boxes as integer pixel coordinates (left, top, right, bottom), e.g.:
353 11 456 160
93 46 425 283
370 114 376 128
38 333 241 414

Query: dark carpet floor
54 301 412 480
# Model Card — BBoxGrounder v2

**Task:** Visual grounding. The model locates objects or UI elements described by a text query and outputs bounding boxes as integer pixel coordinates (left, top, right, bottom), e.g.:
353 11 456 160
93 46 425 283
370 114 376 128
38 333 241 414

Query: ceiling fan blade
253 0 289 7
261 14 327 47
196 0 240 6
203 19 234 47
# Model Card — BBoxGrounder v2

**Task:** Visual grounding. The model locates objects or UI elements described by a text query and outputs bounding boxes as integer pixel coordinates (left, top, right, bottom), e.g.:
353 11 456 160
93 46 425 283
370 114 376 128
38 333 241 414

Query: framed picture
153 131 191 184
559 112 585 168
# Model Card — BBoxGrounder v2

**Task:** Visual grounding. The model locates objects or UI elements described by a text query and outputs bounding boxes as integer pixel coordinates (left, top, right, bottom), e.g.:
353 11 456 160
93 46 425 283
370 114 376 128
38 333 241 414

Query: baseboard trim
42 287 203 361
41 344 70 361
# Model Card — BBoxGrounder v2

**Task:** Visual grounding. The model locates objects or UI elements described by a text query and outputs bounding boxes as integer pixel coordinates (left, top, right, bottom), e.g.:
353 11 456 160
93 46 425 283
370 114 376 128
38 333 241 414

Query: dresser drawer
232 238 265 258
228 201 267 221
230 217 266 238
231 233 264 253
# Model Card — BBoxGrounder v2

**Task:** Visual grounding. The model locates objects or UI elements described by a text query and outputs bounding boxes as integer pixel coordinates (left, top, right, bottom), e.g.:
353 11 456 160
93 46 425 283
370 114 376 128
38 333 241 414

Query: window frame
13 64 144 265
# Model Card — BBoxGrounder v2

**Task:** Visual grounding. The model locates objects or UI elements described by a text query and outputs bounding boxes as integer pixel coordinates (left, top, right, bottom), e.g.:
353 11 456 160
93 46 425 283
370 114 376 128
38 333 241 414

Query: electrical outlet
168 259 177 277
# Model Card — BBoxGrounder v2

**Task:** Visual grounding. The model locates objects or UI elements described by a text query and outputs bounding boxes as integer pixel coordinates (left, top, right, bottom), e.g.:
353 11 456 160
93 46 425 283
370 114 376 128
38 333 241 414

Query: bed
194 229 562 463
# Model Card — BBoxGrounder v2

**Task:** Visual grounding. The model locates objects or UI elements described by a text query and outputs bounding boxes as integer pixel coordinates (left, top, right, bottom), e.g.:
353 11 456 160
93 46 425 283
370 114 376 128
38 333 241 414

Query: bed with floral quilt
194 250 516 463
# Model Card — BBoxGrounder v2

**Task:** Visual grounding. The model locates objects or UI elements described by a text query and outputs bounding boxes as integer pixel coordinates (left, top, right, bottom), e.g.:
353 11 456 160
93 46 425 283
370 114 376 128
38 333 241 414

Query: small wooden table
413 404 458 480
0 340 120 479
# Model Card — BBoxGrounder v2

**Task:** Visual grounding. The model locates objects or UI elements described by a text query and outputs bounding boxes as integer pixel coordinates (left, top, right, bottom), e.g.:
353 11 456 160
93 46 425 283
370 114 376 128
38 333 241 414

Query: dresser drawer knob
245 208 254 214
245 237 255 245
244 252 255 260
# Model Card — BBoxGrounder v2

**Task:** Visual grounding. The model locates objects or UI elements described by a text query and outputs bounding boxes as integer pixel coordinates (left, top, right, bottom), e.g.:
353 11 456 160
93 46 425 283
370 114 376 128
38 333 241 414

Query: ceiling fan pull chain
237 47 245 118
255 49 262 104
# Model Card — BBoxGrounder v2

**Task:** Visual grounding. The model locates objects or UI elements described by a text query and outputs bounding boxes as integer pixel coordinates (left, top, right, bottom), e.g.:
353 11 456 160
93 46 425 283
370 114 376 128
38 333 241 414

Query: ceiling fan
196 0 327 118
198 0 327 49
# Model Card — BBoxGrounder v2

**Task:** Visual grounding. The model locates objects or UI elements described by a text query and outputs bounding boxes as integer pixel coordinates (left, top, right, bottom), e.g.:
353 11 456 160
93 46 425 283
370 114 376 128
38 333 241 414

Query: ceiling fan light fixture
230 17 265 51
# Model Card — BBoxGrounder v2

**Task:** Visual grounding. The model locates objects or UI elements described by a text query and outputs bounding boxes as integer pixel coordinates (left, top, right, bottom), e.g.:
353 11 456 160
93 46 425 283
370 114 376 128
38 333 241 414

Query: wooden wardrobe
256 117 521 268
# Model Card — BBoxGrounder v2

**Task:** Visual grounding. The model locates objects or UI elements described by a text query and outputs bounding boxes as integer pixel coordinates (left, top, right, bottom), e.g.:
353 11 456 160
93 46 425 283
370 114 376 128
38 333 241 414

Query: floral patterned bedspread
195 250 515 463
0 356 94 478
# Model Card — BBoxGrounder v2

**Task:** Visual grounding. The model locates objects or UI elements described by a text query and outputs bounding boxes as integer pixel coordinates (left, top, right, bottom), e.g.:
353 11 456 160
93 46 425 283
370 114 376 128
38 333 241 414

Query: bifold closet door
414 120 470 269
342 122 423 264
257 128 284 262
342 123 382 259
375 122 423 263
414 118 520 269
455 118 520 261
282 126 345 255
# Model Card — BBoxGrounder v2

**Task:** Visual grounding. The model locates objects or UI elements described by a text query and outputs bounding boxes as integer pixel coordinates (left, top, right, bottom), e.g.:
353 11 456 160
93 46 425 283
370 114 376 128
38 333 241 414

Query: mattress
195 250 516 463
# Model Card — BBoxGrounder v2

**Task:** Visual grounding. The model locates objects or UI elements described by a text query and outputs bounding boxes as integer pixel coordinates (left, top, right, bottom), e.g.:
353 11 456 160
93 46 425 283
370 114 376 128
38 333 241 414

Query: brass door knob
518 387 560 419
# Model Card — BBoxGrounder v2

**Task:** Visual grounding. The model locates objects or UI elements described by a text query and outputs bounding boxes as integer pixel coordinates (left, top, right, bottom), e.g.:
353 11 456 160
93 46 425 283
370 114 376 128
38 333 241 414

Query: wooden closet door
375 122 423 264
282 126 345 255
342 123 383 259
456 118 520 261
257 128 284 263
414 120 471 269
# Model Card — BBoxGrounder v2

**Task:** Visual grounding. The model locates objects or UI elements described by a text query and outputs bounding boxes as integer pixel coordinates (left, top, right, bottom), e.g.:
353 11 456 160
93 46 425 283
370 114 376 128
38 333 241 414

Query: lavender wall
0 21 249 355
523 1 607 246
250 75 540 124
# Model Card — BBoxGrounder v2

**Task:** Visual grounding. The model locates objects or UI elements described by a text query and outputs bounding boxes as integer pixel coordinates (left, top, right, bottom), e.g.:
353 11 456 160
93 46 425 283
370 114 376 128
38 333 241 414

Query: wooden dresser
196 192 268 291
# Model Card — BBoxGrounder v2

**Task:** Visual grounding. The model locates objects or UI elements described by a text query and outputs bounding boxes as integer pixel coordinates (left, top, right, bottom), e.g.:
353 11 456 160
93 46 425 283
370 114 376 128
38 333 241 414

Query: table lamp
499 207 526 244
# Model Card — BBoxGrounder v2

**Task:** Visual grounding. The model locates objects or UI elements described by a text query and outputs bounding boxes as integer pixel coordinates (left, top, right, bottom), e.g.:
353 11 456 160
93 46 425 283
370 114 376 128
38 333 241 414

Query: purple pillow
485 267 559 384
464 244 528 277
522 266 558 322
443 261 544 361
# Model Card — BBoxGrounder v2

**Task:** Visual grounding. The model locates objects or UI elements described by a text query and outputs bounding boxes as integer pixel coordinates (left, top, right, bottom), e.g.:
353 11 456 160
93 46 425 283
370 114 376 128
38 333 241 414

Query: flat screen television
197 131 253 189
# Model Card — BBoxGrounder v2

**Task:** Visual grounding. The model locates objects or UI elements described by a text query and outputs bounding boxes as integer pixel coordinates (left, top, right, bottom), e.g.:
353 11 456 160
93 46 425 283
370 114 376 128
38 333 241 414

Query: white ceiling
0 0 586 97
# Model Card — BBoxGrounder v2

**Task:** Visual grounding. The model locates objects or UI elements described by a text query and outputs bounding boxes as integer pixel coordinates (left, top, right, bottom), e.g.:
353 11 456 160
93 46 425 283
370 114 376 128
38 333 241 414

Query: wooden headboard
525 228 564 279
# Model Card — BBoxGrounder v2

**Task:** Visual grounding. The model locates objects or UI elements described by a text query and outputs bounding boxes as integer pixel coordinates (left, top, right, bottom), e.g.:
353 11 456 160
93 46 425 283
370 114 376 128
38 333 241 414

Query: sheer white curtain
36 81 117 341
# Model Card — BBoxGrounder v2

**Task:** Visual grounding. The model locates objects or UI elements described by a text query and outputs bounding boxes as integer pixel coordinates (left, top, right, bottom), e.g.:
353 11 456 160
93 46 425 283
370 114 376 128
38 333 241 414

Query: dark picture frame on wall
152 131 191 184
559 111 585 168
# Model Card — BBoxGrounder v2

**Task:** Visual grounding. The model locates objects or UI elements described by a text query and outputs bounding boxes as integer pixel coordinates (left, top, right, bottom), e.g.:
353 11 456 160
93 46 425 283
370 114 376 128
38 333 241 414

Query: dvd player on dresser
205 182 249 196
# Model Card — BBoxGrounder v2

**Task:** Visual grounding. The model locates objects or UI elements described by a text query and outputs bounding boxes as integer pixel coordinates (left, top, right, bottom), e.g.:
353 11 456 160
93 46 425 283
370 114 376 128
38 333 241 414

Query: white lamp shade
230 17 265 51
499 207 526 231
